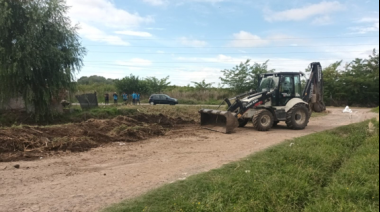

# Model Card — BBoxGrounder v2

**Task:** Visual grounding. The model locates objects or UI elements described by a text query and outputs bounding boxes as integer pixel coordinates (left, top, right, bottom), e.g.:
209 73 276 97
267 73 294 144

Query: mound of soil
0 114 193 162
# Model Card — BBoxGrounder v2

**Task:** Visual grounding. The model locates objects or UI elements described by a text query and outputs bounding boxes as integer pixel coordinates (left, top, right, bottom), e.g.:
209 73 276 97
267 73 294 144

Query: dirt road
0 108 377 212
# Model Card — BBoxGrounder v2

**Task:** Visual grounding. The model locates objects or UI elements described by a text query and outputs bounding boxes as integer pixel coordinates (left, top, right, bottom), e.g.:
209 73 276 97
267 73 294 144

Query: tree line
0 0 378 122
77 50 379 108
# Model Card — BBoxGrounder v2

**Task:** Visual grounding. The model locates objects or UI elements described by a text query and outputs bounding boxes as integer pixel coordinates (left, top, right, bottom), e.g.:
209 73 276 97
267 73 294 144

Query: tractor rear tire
238 119 249 128
252 110 274 131
286 104 310 130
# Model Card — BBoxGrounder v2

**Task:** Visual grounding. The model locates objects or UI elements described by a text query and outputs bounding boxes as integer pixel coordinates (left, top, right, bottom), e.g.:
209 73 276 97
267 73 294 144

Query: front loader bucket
199 109 239 134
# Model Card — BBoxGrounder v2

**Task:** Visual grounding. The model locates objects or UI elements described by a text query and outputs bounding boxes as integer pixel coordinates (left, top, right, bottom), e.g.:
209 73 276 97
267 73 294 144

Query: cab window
294 75 302 97
259 78 276 92
280 76 294 97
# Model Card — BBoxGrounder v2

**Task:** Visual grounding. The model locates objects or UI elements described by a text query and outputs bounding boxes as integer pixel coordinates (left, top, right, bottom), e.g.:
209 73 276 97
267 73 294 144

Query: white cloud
189 0 225 3
143 0 225 7
115 30 153 37
143 0 167 6
229 32 299 48
173 68 221 84
349 23 379 34
357 17 380 23
350 17 379 34
312 15 333 25
264 1 345 22
229 31 269 47
179 37 208 47
115 58 153 67
66 0 153 28
78 23 130 46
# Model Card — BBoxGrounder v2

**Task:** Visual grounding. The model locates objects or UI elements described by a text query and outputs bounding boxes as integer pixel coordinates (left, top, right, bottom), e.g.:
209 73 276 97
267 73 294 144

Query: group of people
104 92 141 105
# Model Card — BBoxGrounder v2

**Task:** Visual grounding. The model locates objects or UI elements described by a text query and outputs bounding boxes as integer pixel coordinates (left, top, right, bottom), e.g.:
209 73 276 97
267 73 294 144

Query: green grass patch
371 106 379 113
104 119 379 212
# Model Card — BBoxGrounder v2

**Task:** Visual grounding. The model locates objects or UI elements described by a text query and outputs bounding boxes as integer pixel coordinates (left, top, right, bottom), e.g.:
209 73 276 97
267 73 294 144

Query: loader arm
199 91 273 134
302 62 326 112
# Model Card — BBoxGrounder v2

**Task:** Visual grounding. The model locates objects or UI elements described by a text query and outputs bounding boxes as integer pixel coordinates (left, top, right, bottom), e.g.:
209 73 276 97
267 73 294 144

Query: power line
83 58 368 64
81 35 379 41
84 44 379 48
86 50 373 55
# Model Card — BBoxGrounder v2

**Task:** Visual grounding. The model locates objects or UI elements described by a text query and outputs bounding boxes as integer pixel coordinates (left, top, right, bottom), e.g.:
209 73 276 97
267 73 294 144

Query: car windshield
259 77 278 92
165 95 171 98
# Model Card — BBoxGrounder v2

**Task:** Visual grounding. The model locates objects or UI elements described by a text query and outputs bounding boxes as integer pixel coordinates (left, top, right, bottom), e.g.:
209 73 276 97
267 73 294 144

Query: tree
114 74 150 95
0 0 86 120
145 76 171 93
191 80 214 91
77 75 114 85
220 60 275 93
321 49 379 107
342 49 379 106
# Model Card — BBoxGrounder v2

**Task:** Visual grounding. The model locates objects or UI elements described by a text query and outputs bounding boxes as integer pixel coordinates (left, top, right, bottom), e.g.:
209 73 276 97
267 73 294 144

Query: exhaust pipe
199 109 239 134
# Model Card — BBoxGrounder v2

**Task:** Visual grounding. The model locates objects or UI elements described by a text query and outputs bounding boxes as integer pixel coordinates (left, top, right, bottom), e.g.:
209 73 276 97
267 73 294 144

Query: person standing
132 92 137 105
122 92 128 105
105 93 109 105
113 92 118 105
137 93 141 105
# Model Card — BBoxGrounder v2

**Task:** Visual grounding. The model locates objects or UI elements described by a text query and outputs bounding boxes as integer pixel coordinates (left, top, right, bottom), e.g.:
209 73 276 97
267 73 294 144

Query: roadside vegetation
372 106 379 113
104 119 379 212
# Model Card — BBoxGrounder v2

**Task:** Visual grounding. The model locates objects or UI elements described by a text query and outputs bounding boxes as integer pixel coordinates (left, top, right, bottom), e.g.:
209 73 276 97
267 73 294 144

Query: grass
371 106 379 113
103 119 379 212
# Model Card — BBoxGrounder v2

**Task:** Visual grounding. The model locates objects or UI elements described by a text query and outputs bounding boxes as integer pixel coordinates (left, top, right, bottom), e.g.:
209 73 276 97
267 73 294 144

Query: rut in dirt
0 114 194 162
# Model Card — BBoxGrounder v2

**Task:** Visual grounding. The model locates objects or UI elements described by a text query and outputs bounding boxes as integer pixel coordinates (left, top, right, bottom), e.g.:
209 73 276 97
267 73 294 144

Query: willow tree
0 0 85 120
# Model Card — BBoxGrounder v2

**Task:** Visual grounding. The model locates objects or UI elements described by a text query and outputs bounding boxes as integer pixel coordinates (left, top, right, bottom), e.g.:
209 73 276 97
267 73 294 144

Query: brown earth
0 108 378 212
0 114 192 162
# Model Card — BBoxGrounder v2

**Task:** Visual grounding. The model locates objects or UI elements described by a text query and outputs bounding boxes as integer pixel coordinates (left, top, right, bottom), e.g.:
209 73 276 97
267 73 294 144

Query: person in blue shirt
122 92 128 105
137 93 141 105
132 92 137 105
113 92 118 104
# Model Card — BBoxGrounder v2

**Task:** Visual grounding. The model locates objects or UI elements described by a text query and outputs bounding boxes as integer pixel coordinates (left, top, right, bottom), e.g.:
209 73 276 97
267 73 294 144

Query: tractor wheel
238 119 249 128
252 110 274 131
313 102 326 113
273 121 280 127
286 104 310 130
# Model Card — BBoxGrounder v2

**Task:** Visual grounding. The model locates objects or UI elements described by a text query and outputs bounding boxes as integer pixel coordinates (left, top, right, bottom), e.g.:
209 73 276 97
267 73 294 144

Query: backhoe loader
200 62 326 133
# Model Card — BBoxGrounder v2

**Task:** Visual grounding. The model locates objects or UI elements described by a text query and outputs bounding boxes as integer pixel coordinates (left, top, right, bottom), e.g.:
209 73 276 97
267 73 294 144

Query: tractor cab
258 72 304 107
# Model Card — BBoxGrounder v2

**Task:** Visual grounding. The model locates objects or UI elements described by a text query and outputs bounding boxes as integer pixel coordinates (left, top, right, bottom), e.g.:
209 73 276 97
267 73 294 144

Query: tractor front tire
252 110 274 131
286 104 310 130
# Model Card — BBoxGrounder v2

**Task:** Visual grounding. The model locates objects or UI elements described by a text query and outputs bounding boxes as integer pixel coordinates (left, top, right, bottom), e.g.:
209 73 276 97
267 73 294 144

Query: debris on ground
0 114 194 162
343 106 353 113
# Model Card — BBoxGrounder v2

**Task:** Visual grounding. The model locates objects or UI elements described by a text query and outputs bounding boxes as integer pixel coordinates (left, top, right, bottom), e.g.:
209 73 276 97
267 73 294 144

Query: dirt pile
0 114 193 162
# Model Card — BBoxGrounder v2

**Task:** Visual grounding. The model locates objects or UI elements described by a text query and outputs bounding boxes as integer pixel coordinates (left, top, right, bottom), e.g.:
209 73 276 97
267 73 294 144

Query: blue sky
66 0 379 86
